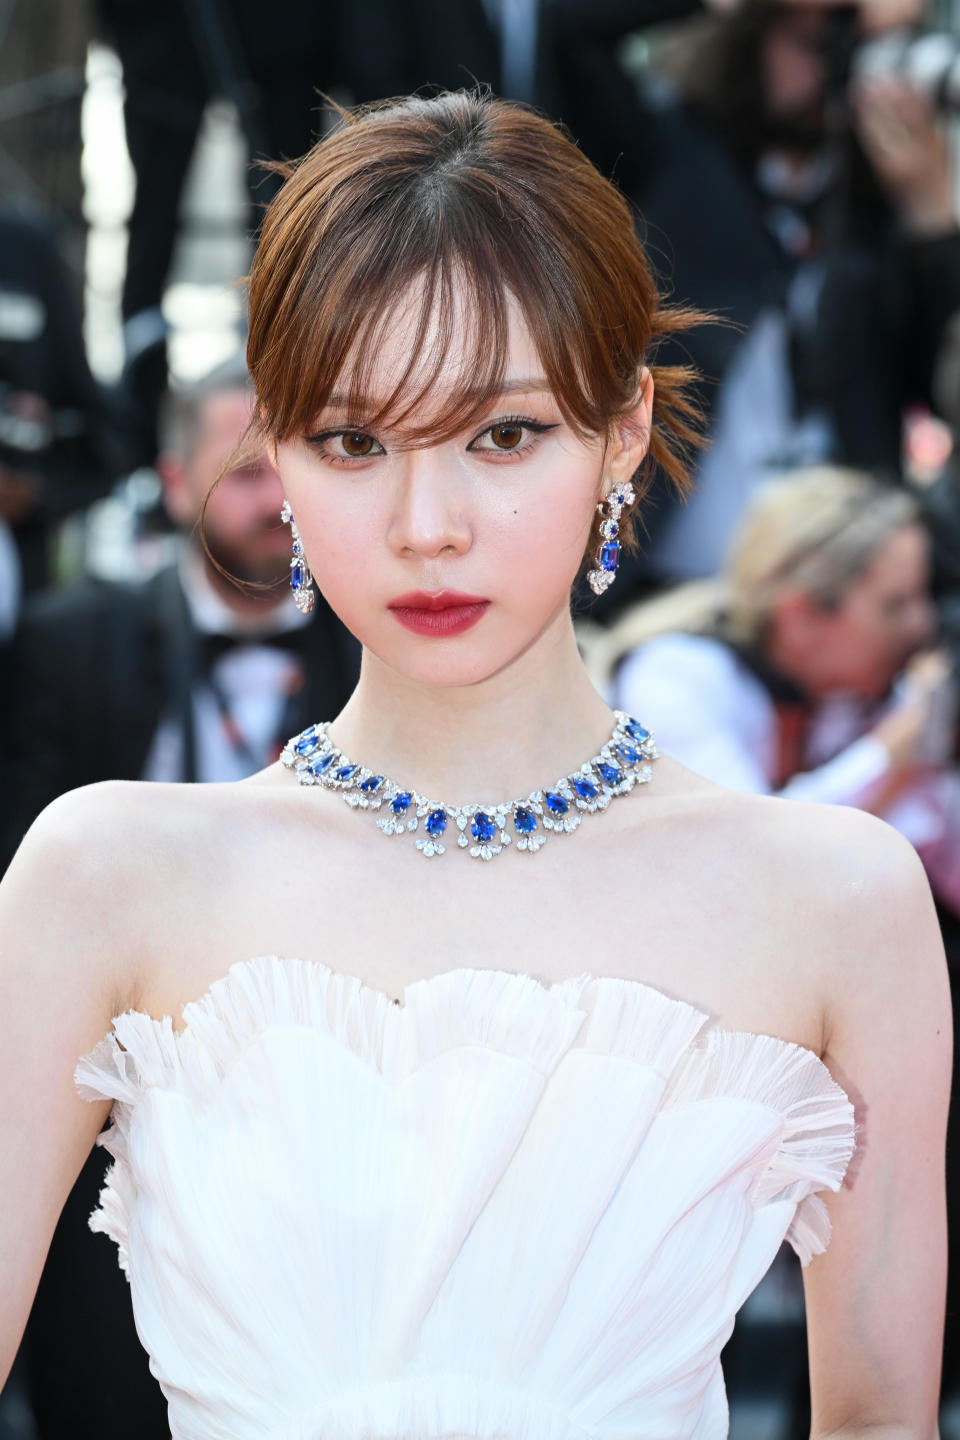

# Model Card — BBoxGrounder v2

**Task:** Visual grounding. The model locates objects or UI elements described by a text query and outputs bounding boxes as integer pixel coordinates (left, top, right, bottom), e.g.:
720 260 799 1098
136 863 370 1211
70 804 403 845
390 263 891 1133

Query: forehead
768 9 827 42
324 277 545 427
197 387 255 437
857 524 929 594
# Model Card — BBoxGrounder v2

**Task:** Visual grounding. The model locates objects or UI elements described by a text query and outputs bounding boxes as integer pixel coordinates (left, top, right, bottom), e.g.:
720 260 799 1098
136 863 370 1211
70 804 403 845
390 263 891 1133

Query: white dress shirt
142 544 309 784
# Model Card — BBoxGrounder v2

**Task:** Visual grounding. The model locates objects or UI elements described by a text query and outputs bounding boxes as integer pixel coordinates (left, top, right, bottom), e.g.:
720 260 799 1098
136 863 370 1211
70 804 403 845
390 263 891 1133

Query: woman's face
822 523 936 697
778 522 936 699
274 290 650 689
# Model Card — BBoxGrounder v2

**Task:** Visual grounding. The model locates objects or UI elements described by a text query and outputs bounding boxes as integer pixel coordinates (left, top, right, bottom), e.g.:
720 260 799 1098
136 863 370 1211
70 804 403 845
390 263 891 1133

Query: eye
341 431 377 457
304 427 386 465
489 422 525 450
468 416 558 456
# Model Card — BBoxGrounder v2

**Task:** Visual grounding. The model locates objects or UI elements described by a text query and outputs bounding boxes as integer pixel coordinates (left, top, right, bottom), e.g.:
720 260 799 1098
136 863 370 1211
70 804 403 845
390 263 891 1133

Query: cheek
505 441 602 563
275 456 361 585
847 609 894 670
480 470 597 596
205 488 252 534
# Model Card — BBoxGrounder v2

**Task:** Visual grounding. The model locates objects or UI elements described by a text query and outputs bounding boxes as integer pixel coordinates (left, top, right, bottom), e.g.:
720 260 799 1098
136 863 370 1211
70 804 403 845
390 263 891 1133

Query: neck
328 611 616 804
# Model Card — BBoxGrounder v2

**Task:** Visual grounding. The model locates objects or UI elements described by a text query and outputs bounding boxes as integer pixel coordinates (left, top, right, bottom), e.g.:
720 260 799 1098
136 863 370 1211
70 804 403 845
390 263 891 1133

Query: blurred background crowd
1 0 959 1435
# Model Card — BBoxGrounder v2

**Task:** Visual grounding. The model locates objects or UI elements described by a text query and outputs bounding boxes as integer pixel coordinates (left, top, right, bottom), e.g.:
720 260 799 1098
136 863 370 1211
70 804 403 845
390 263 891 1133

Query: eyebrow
318 378 553 413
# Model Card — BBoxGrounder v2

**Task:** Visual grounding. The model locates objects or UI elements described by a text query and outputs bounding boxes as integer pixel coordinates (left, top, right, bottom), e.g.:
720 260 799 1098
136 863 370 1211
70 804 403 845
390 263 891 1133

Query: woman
0 91 949 1438
588 466 953 820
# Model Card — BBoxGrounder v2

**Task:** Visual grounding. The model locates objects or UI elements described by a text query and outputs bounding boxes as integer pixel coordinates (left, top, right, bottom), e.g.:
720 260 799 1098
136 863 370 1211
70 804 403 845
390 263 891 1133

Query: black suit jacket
3 562 360 869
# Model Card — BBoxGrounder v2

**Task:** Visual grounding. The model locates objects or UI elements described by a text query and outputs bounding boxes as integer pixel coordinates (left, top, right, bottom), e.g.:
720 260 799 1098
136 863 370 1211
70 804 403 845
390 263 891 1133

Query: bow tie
199 627 306 671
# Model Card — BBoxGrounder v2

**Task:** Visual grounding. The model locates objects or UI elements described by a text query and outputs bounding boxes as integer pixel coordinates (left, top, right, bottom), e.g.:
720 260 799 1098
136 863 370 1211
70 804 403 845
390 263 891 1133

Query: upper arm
0 786 139 1387
801 811 951 1437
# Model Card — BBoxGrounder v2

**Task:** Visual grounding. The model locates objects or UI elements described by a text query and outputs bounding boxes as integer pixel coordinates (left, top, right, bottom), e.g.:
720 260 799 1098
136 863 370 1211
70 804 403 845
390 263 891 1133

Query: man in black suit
3 356 359 1438
6 355 359 857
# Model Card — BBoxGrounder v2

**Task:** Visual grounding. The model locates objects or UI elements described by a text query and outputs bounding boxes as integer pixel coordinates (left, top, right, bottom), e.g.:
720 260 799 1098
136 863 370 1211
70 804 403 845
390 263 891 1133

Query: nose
387 447 472 560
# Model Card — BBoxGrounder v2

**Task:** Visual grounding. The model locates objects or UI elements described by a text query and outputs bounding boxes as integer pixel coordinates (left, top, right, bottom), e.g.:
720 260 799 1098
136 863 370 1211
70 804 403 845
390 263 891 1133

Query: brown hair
243 88 704 576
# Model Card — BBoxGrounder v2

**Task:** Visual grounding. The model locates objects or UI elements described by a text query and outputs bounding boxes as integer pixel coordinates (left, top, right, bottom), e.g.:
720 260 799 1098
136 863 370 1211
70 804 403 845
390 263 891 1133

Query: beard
200 524 292 592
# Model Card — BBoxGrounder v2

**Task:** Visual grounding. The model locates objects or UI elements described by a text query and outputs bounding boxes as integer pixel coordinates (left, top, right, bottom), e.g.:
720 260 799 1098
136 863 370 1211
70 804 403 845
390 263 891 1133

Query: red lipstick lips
388 590 491 637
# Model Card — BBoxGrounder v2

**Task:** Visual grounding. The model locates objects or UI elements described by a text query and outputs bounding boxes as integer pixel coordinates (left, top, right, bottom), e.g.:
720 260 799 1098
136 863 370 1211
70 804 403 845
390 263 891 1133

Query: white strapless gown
75 956 857 1440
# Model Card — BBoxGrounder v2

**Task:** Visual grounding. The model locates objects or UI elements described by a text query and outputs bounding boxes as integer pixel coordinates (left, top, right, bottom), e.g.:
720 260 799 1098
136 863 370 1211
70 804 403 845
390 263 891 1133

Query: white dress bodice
75 956 857 1440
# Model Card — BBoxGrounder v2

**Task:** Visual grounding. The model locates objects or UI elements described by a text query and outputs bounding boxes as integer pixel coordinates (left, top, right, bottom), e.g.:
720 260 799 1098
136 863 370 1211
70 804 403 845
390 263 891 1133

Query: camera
816 2 960 114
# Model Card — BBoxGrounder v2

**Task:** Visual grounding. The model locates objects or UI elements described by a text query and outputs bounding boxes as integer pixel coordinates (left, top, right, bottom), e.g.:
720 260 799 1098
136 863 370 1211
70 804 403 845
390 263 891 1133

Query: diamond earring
587 479 636 596
280 498 316 614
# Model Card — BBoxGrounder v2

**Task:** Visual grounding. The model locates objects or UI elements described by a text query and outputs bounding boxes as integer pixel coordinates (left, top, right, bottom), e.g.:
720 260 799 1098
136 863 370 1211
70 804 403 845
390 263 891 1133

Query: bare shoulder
1 779 242 1017
682 777 948 1053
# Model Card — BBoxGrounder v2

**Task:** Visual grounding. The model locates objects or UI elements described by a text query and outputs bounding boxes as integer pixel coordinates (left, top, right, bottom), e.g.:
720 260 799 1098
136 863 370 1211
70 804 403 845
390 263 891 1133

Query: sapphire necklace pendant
280 712 658 861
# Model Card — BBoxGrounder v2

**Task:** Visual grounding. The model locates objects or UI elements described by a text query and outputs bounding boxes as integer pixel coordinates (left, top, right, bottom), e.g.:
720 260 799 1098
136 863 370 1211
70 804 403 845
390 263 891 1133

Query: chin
357 624 531 689
378 648 515 689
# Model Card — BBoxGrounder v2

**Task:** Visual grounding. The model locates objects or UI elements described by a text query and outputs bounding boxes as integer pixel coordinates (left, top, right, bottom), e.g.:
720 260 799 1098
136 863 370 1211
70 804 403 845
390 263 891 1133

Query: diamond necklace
280 711 658 861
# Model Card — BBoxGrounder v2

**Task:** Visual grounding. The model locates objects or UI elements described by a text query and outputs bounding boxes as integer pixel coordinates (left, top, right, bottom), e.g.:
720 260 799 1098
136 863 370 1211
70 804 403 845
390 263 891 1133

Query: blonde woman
599 466 953 816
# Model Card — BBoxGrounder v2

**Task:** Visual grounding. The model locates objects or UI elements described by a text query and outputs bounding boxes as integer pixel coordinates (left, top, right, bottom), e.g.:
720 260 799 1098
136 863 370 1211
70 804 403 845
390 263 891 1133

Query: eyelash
470 415 556 458
304 415 557 466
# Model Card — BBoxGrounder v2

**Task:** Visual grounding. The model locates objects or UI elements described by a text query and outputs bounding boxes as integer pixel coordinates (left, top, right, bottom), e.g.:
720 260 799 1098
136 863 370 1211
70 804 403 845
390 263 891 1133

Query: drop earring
280 498 316 615
587 480 636 596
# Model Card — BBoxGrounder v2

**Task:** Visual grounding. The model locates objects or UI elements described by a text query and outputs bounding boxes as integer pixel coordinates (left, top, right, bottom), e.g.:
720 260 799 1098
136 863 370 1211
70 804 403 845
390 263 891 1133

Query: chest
142 793 826 1059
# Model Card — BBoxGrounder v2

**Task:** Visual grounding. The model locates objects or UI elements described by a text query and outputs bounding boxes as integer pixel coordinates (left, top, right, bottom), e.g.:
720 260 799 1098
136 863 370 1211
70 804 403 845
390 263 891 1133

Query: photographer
547 0 960 606
593 465 955 819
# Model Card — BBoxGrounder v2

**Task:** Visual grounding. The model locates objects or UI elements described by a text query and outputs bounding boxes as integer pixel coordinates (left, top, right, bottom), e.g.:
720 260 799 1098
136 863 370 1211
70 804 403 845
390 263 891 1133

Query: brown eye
342 431 375 456
489 423 524 450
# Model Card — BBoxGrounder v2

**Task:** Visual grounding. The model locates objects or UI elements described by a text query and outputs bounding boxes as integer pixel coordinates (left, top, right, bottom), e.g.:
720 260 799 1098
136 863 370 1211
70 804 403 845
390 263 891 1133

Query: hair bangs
254 219 527 448
339 257 514 446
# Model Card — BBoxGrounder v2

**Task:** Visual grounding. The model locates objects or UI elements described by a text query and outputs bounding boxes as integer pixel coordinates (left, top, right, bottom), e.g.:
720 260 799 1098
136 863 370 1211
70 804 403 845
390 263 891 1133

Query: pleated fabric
75 957 857 1440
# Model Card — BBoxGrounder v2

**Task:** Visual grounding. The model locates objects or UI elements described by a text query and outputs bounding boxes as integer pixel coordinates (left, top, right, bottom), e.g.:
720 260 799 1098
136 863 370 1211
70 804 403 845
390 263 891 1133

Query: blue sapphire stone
600 542 621 573
596 761 621 785
425 808 448 837
571 776 598 799
295 732 318 755
617 744 642 764
360 774 383 792
308 752 335 775
471 811 497 843
624 718 650 743
291 561 306 589
544 791 568 815
391 791 412 814
334 763 358 781
513 807 537 834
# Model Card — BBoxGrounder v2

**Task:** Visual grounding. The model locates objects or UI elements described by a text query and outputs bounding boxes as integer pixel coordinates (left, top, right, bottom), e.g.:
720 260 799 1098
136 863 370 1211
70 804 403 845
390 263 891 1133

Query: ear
604 367 654 494
155 452 195 529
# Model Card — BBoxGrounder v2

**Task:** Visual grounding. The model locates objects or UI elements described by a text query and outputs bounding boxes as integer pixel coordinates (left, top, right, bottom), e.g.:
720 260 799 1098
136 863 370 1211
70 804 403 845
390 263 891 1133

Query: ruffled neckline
77 954 837 1076
75 955 857 1268
75 955 849 1116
